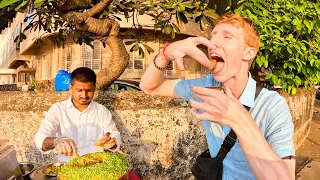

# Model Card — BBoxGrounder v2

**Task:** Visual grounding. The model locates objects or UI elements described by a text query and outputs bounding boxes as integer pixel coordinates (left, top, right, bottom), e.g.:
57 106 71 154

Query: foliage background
235 0 320 95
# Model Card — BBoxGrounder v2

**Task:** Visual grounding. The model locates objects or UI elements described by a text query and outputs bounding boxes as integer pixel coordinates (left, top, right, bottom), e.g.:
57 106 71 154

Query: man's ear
243 47 257 61
69 84 72 90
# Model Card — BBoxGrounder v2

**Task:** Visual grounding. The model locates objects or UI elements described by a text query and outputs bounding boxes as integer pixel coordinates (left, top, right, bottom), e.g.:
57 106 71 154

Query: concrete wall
0 89 315 179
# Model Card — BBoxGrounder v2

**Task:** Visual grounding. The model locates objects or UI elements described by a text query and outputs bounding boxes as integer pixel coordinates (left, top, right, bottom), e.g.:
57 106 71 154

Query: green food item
57 152 128 180
45 164 63 175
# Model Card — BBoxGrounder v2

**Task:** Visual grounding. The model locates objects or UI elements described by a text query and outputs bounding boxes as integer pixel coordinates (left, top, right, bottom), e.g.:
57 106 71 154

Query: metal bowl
19 162 35 180
44 162 64 177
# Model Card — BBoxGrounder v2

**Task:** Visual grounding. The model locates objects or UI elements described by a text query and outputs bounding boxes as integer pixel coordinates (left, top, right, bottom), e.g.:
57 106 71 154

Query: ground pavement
296 99 320 180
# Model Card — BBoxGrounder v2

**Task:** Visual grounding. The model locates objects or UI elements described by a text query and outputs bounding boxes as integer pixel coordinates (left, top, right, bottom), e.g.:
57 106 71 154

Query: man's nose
81 91 87 97
210 36 221 49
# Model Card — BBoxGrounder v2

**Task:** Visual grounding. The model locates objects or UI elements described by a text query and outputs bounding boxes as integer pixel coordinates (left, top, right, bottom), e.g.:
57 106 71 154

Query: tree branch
86 0 113 17
52 0 92 12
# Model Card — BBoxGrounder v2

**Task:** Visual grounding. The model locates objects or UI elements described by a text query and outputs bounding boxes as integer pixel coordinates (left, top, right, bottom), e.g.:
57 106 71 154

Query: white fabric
34 96 121 163
21 84 28 91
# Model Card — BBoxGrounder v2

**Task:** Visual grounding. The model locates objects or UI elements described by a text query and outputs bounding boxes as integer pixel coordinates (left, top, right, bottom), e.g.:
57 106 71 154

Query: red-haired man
140 13 295 179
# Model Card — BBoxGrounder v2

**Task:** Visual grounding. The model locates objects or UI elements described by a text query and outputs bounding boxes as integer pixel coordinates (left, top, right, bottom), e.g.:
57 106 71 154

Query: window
60 44 72 72
81 41 101 71
42 53 52 80
165 60 183 77
125 41 148 70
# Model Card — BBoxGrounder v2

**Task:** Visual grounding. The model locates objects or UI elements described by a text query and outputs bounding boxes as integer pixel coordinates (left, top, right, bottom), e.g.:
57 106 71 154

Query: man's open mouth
210 53 224 63
209 53 225 73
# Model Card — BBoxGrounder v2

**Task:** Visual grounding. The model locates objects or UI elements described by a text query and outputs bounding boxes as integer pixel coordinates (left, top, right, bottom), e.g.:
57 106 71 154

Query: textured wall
281 88 316 149
0 89 315 179
0 91 206 179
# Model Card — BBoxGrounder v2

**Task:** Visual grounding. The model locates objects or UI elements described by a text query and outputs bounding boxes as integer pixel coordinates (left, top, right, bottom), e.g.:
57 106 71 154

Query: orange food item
94 140 103 146
210 59 217 70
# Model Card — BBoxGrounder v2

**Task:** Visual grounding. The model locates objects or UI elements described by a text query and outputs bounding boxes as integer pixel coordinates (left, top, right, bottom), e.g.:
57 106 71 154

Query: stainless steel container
19 162 35 180
0 139 23 180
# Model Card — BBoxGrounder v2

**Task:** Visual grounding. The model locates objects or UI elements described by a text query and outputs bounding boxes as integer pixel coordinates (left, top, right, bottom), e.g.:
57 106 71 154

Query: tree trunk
97 36 129 90
55 0 129 90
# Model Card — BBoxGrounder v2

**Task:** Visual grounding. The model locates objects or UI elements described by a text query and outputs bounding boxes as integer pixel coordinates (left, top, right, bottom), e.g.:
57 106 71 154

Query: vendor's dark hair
71 67 96 85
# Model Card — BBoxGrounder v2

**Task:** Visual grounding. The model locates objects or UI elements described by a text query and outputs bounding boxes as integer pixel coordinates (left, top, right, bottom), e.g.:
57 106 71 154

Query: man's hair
216 13 260 67
71 67 96 85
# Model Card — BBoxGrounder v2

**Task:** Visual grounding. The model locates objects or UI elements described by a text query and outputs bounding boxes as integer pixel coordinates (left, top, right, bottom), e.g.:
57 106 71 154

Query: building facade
0 12 213 88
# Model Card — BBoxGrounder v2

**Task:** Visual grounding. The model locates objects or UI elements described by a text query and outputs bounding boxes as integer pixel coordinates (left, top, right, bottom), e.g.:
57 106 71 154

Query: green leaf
125 40 136 45
164 25 171 35
291 87 297 95
176 12 182 26
130 43 139 52
203 9 219 19
143 44 154 54
178 4 185 12
272 75 278 84
265 73 273 80
295 76 302 86
139 6 149 15
316 20 320 28
139 47 145 58
34 0 44 8
171 30 175 39
303 19 313 34
15 0 29 11
200 17 205 31
172 23 180 33
0 0 20 8
287 47 292 54
178 12 188 24
181 1 194 9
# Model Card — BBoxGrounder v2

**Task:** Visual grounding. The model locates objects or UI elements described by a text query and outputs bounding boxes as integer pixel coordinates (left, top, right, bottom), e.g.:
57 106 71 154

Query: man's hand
53 137 78 156
164 37 215 70
94 132 117 150
189 86 249 128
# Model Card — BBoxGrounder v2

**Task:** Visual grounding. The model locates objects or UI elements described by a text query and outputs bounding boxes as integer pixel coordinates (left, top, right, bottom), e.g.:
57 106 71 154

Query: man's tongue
213 62 224 74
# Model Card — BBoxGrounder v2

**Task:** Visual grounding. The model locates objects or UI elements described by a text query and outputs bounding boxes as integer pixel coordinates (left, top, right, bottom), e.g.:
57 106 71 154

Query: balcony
1 43 31 69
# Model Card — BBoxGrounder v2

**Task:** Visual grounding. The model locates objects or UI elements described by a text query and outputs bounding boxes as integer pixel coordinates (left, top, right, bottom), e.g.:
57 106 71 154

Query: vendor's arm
34 104 60 152
190 86 295 180
140 37 213 97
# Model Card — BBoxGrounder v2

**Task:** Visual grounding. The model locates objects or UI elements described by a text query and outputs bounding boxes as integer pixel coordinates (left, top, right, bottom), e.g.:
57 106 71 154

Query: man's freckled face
208 24 247 82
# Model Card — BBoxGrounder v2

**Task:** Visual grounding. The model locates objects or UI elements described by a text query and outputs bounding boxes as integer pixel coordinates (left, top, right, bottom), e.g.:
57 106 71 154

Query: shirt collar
238 73 256 108
66 96 95 110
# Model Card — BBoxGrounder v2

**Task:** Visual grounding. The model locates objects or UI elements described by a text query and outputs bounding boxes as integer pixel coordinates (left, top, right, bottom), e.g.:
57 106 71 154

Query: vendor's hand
189 86 249 127
53 137 78 157
164 37 215 70
94 132 117 150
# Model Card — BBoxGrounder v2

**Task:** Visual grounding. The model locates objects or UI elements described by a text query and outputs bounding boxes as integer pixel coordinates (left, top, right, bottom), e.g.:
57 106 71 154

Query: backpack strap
216 84 262 160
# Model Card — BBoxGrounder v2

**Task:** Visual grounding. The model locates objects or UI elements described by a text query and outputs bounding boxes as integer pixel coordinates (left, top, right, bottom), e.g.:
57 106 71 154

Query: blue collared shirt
174 74 295 180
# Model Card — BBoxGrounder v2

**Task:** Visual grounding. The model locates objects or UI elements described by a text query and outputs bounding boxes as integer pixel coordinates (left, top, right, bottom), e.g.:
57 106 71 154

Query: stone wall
0 89 315 179
281 88 316 149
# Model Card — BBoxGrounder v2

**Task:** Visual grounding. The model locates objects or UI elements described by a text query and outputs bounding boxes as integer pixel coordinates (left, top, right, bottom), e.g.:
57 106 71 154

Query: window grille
60 44 72 72
81 41 101 71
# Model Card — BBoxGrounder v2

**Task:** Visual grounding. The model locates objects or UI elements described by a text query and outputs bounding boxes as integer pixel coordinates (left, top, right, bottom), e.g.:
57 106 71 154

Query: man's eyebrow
210 29 235 37
222 30 235 37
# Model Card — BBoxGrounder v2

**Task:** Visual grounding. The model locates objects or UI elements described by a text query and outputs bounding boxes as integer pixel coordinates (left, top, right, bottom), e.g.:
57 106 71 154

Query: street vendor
140 13 295 179
34 67 121 163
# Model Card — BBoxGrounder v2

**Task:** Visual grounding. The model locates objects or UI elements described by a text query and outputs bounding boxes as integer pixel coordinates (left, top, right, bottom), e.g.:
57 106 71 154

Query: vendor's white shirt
34 96 121 163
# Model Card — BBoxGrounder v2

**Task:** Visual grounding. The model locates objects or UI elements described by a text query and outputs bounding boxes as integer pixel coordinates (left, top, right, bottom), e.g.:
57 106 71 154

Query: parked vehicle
109 80 141 91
